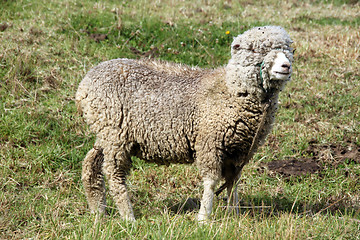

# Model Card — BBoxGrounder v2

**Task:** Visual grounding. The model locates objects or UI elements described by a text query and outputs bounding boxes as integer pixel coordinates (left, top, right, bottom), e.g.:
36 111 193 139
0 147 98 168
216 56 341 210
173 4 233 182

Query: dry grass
1 0 360 239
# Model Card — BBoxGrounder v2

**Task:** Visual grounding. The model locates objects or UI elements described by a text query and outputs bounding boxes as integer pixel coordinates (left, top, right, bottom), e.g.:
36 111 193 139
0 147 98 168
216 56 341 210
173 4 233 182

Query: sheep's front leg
227 174 240 215
82 148 106 214
198 178 219 222
226 165 244 215
103 147 135 221
195 142 221 223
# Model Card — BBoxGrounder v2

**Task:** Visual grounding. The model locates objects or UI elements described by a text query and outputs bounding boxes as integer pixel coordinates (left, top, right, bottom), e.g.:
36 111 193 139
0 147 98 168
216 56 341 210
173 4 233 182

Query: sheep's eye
292 48 296 54
233 44 240 50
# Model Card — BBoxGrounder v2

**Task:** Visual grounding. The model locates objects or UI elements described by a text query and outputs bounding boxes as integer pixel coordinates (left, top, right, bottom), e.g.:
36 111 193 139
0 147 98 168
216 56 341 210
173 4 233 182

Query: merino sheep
76 26 294 222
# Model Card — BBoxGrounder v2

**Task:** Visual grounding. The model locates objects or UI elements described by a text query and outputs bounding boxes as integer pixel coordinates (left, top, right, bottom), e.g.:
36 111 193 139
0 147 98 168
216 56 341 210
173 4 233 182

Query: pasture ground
1 0 359 239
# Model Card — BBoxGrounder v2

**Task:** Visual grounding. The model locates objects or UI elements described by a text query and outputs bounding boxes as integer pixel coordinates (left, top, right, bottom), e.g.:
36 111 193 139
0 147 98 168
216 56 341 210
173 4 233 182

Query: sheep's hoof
197 214 210 225
121 213 136 222
126 216 136 222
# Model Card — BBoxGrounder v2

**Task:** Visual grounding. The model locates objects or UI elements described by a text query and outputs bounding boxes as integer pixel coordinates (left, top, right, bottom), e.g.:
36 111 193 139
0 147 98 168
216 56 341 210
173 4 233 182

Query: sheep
76 25 294 222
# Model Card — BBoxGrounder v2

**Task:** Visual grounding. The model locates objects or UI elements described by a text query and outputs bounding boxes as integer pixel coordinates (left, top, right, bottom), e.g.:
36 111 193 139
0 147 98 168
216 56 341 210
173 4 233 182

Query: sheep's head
227 26 294 96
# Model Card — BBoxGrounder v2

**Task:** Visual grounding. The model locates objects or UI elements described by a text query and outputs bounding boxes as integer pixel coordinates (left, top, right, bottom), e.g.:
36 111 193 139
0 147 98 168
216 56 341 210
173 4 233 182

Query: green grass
293 15 360 26
1 0 360 239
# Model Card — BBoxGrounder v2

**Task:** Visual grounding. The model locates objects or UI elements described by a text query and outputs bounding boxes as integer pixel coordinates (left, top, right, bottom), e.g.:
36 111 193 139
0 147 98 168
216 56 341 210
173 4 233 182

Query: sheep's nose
281 63 291 70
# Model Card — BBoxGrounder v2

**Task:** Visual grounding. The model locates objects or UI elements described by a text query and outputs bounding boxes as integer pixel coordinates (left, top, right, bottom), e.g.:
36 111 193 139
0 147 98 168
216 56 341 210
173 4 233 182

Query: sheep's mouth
274 71 290 75
271 71 292 81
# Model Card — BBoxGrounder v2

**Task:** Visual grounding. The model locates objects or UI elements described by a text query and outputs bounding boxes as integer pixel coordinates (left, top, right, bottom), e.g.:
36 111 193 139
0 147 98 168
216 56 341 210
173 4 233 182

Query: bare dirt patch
0 22 10 31
266 158 322 178
306 139 360 166
263 139 360 178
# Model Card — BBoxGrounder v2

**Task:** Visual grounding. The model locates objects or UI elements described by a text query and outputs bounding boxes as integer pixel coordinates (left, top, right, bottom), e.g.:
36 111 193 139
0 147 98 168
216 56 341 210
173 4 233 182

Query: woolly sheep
76 26 294 222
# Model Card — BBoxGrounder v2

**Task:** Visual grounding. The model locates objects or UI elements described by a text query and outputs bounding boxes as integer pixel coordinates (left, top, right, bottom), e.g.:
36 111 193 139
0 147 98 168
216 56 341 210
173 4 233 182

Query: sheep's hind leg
103 147 135 221
82 148 106 214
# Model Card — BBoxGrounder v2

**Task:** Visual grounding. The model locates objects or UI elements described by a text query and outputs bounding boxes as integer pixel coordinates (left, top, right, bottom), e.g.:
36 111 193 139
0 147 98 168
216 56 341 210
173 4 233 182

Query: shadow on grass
161 193 360 219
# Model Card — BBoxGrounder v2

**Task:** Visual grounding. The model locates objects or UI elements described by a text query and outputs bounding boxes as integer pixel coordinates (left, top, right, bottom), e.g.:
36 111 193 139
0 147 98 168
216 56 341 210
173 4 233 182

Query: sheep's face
260 49 293 92
269 51 292 81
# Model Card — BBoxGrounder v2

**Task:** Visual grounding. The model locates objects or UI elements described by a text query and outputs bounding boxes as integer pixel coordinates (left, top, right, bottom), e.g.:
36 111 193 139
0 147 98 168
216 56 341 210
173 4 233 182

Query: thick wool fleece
76 25 294 221
77 60 263 175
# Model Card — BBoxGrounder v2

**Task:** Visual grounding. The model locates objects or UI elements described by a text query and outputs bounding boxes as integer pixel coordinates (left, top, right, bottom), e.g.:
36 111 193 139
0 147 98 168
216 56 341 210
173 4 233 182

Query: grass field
1 0 359 239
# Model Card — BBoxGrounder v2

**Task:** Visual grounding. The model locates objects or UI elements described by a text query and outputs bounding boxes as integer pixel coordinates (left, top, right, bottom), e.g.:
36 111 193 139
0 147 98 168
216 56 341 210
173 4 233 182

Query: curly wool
76 25 294 221
77 59 263 173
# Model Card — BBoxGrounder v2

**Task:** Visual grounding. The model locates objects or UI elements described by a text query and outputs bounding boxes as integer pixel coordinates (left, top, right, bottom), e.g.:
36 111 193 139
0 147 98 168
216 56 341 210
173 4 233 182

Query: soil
262 139 360 178
129 46 160 58
266 157 322 178
89 33 108 42
0 22 9 31
306 139 360 166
